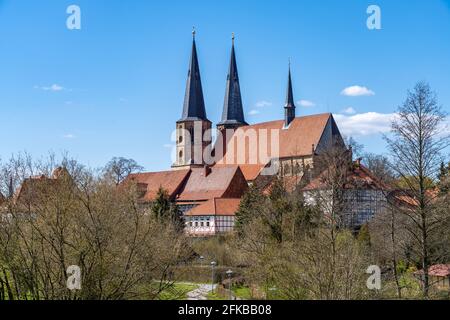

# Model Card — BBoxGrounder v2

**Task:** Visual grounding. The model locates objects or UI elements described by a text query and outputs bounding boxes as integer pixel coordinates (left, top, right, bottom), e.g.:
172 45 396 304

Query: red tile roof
126 169 190 202
14 167 71 206
185 198 241 216
415 264 450 277
389 188 440 208
216 114 332 168
177 166 247 201
214 163 264 182
126 165 248 203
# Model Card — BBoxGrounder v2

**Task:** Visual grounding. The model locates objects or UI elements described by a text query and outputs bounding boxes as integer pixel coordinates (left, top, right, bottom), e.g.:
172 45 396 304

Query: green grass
155 282 199 300
207 291 227 300
232 286 252 299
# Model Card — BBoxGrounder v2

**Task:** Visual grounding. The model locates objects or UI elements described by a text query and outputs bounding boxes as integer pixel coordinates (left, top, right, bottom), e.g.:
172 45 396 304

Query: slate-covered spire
218 33 248 129
179 29 208 122
284 62 296 127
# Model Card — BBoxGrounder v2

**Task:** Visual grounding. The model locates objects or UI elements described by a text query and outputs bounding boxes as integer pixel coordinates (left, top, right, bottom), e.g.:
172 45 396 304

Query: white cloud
255 100 272 108
342 107 356 115
335 112 450 139
334 112 395 137
438 117 450 137
63 134 76 139
248 109 260 116
298 100 316 108
35 84 66 92
341 85 375 97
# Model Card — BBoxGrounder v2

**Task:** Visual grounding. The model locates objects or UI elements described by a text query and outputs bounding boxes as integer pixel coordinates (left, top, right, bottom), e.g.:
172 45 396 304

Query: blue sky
0 0 449 171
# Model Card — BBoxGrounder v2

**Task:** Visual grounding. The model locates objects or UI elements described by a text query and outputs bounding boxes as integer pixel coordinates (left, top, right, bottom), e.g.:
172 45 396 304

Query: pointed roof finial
192 27 196 39
218 33 248 128
179 30 208 122
232 32 235 45
285 62 295 109
284 62 296 127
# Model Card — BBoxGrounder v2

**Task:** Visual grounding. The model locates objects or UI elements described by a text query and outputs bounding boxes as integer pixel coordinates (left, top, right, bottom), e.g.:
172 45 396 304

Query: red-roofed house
302 159 389 228
14 167 71 212
125 169 191 202
415 264 450 291
126 165 248 217
184 198 241 237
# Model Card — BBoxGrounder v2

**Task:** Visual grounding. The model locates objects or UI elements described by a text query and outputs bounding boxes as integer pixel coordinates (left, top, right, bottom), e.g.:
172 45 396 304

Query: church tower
284 63 296 128
217 34 248 131
173 30 212 170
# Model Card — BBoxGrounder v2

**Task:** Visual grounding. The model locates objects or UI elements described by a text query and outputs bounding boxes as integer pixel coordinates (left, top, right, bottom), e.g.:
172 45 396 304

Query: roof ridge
241 113 332 128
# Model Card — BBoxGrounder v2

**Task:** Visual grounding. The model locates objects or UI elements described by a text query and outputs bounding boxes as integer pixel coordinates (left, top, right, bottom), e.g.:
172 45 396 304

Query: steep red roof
185 198 241 216
177 166 247 201
126 165 248 203
216 114 333 168
14 167 72 206
126 169 190 202
214 163 263 182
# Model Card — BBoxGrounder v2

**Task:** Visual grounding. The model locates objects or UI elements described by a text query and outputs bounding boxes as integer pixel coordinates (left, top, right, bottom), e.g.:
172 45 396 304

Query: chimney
204 165 212 177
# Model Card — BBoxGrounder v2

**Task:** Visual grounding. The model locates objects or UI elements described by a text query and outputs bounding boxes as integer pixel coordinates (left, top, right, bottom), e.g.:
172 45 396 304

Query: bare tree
384 81 450 297
362 153 395 185
0 154 191 300
103 157 144 185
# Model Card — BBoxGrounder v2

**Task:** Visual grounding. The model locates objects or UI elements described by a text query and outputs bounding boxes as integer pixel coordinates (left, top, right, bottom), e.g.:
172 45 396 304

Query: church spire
173 30 212 170
217 33 248 130
284 62 296 127
179 28 208 121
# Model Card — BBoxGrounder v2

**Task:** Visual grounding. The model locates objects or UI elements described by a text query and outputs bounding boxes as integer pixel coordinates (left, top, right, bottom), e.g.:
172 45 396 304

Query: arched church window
188 127 194 143
179 150 183 159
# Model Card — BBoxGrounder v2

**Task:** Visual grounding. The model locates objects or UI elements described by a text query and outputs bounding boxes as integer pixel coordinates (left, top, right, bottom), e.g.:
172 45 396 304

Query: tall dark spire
284 62 296 127
218 33 247 129
179 29 208 122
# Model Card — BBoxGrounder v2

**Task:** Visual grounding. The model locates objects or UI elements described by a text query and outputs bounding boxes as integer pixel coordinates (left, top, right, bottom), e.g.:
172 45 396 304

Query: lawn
206 291 227 300
232 286 253 299
155 282 199 300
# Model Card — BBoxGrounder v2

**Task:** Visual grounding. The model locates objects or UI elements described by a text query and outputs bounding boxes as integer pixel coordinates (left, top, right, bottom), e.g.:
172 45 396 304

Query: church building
127 31 387 235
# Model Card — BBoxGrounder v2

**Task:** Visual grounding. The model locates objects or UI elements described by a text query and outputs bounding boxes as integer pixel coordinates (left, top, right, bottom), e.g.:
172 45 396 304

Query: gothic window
179 136 183 144
179 150 183 159
189 127 194 143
